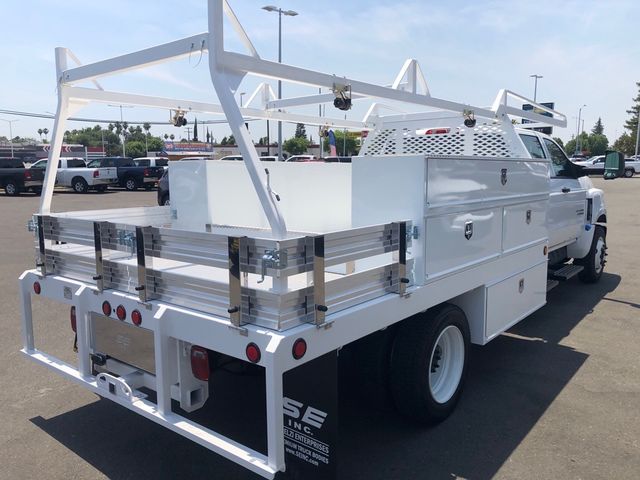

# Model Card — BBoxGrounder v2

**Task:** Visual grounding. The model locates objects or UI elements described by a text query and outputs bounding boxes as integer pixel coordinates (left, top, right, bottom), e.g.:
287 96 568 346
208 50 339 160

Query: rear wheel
624 168 634 178
390 304 470 424
72 177 88 193
124 177 138 191
577 225 606 283
4 182 19 196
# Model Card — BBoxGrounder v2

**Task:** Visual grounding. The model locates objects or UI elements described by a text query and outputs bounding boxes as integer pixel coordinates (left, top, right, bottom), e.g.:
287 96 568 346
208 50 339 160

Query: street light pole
576 104 586 154
262 5 298 161
108 104 133 157
635 110 640 158
530 74 543 102
0 118 19 157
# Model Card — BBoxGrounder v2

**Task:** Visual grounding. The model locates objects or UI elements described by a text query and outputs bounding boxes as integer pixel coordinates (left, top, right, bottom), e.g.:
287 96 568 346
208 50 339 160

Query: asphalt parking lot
1 180 639 480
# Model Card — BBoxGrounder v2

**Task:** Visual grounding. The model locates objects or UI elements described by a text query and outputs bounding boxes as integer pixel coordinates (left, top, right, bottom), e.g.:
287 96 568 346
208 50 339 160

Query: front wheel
576 225 606 283
624 169 634 178
390 304 470 424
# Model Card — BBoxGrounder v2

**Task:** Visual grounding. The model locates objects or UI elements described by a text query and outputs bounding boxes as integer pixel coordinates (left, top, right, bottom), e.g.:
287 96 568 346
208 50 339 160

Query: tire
4 182 19 196
159 194 170 206
124 177 138 191
576 225 606 283
350 327 397 410
624 169 634 178
72 177 88 193
390 304 470 424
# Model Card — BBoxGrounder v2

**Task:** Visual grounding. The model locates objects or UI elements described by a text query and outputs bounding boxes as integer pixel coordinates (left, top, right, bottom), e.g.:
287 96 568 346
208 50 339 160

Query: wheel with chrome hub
577 225 606 283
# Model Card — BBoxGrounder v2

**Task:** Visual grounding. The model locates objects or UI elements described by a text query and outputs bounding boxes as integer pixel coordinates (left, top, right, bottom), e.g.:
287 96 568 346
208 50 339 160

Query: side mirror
603 150 624 179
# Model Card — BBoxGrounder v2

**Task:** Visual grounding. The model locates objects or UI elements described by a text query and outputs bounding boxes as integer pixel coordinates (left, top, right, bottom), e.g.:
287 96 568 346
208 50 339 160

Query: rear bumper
24 181 43 188
17 269 299 479
143 177 159 183
90 178 118 185
21 348 278 478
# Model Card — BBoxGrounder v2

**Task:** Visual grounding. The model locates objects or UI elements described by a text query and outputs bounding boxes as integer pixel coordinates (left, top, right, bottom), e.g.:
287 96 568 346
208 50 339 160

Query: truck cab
516 128 607 281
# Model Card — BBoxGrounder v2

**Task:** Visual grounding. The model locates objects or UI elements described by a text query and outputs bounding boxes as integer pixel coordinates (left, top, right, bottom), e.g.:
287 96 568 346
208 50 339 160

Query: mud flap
278 351 338 480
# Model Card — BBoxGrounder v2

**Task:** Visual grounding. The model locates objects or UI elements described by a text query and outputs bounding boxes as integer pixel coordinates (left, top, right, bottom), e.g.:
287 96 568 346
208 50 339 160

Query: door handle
562 187 571 193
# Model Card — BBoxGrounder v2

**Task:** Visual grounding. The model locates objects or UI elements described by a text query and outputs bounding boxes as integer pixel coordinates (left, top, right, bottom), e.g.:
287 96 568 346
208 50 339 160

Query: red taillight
116 305 126 321
292 338 307 360
246 343 261 363
93 170 99 178
24 170 32 180
422 128 450 135
131 309 142 326
143 168 150 177
70 306 77 333
190 346 210 381
102 301 111 316
33 281 41 294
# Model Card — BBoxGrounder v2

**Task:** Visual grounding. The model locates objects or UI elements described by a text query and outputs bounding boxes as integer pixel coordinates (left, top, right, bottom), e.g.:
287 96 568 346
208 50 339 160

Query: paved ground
1 180 639 480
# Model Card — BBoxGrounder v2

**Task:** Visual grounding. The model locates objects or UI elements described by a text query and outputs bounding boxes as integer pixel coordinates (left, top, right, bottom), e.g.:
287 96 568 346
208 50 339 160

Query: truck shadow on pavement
30 272 621 480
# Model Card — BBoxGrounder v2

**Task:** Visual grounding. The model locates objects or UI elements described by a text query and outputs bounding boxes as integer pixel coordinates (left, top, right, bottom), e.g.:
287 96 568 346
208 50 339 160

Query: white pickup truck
573 155 639 177
30 157 118 192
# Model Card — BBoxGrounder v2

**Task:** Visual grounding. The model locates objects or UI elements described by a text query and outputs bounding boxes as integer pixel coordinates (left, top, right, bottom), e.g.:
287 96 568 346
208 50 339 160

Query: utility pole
530 74 543 102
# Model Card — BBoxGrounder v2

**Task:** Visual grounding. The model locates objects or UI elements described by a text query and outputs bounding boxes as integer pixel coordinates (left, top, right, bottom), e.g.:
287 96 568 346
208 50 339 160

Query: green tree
588 133 609 156
623 82 640 140
294 123 307 139
125 141 147 158
565 138 576 155
323 130 359 156
283 136 310 155
612 133 635 156
143 122 151 136
591 117 604 135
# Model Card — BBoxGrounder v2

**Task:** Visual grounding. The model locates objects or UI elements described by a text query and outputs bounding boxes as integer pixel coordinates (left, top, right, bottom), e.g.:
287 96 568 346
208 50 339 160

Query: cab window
542 138 573 177
135 159 150 166
519 134 546 159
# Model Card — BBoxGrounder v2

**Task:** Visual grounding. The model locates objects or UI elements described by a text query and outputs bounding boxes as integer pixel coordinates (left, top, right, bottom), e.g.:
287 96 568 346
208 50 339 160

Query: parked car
133 157 169 170
0 157 45 196
157 169 170 206
30 157 118 193
574 155 637 177
219 155 277 161
285 155 320 162
86 157 164 190
323 156 352 163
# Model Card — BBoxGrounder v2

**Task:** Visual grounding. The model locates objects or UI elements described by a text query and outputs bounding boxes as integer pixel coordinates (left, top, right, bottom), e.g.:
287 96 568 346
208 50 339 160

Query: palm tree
169 134 175 141
43 128 49 141
164 134 169 140
143 122 151 136
37 128 43 141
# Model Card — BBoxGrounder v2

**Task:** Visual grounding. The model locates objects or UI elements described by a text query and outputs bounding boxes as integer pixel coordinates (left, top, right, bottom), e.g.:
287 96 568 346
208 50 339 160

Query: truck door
542 138 586 249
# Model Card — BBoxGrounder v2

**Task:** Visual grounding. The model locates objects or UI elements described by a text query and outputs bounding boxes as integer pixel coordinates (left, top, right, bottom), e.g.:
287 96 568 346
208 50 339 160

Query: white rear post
39 47 70 215
207 0 287 240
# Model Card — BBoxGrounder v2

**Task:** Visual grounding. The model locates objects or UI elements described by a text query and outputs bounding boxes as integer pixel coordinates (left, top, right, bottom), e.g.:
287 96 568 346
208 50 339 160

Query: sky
1 0 639 146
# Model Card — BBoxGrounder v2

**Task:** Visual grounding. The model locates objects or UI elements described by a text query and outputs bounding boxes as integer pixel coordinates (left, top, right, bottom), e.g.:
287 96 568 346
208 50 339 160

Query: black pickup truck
0 157 45 196
86 157 164 191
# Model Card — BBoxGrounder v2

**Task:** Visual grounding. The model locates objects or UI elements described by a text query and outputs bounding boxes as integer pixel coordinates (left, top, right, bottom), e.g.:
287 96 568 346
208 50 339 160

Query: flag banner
328 130 337 156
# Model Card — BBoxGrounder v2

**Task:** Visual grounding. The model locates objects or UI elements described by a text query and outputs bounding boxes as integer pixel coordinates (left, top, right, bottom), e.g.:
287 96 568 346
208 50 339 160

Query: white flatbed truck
18 2 625 478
